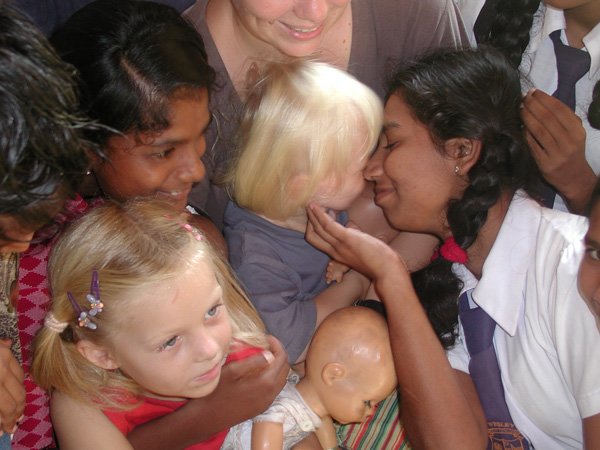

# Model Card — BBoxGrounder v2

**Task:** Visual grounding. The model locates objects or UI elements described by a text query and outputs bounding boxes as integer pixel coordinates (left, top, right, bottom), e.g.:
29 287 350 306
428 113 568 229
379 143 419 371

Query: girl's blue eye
205 304 222 319
160 336 180 351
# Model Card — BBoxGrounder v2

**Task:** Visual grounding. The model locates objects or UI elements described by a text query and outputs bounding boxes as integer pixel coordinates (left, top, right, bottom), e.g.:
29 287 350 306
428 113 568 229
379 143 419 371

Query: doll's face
579 201 600 329
321 355 397 424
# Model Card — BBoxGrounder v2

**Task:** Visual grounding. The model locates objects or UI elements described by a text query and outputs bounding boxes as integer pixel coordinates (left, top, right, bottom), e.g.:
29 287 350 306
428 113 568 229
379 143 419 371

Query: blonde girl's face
579 201 600 330
105 260 232 400
311 141 368 213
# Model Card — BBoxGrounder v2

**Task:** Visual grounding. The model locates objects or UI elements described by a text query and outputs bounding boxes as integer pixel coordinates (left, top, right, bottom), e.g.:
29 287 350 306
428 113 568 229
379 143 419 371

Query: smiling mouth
280 21 323 37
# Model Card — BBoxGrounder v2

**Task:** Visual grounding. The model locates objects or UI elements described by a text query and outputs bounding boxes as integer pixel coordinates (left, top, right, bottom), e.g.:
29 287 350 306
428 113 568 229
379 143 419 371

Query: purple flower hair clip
67 270 104 330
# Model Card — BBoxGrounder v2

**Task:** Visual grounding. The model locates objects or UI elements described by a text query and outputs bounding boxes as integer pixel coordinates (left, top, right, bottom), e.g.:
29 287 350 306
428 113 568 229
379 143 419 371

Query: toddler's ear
76 340 119 370
321 362 347 386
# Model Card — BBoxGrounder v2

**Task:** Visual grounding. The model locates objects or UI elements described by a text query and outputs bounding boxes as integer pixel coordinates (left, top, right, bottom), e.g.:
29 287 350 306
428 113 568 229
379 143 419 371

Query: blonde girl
223 60 383 364
32 199 271 449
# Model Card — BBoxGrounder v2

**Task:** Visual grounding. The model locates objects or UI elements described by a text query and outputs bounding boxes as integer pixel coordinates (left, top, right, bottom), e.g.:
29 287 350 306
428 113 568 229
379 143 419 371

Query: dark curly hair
0 1 92 241
385 46 542 347
50 0 216 150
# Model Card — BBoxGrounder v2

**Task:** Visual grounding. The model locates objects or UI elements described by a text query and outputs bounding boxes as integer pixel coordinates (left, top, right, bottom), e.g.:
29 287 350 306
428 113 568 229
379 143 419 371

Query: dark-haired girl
456 0 600 214
306 46 600 449
16 1 289 449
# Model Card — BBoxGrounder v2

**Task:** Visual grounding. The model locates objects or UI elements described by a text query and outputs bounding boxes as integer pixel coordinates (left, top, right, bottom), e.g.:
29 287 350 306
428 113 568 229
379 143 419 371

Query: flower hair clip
67 270 104 330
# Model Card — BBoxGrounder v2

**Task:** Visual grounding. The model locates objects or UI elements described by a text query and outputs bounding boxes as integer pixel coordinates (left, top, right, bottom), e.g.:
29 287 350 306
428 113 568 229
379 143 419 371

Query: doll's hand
307 203 408 281
326 260 350 284
522 89 596 212
0 340 24 434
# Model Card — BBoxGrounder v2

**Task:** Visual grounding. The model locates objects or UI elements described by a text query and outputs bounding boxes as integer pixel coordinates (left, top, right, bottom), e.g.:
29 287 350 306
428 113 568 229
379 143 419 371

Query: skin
92 93 211 213
0 216 35 253
78 261 232 401
579 199 600 328
522 89 596 213
205 0 352 93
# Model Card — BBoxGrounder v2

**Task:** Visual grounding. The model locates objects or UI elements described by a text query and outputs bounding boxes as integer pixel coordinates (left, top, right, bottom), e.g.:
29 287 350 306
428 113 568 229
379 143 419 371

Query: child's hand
0 340 25 434
326 260 350 284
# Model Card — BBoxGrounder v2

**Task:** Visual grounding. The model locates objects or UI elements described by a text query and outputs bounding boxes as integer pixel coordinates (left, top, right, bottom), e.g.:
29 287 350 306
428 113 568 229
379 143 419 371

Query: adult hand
522 88 596 213
306 203 408 282
0 340 25 434
201 334 290 425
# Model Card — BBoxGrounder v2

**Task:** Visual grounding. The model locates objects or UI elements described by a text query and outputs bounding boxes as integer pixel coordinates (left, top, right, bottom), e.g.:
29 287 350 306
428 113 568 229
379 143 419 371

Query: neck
296 376 328 418
260 210 308 233
563 3 600 48
463 190 513 279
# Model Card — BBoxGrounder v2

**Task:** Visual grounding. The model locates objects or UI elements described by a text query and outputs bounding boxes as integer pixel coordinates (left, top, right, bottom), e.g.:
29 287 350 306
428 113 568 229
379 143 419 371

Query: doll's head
579 178 600 329
51 0 216 210
32 199 266 408
302 307 397 424
0 3 91 251
226 60 383 220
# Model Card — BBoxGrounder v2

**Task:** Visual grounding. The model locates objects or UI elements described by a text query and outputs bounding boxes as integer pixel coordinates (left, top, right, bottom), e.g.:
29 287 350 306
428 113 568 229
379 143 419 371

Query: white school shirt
520 4 600 211
447 192 600 449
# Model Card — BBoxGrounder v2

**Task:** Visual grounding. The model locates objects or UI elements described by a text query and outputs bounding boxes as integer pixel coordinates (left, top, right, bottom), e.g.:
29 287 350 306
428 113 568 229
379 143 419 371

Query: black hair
0 1 91 240
474 0 540 69
386 46 542 347
50 0 216 150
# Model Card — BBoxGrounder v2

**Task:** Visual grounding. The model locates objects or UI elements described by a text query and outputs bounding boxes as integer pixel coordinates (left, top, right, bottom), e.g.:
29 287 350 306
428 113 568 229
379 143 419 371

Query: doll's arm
251 420 284 450
51 391 133 450
314 415 338 450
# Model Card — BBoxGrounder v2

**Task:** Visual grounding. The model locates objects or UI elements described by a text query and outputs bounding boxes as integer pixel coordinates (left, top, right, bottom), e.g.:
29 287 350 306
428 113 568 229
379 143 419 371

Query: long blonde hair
32 199 266 408
224 59 383 220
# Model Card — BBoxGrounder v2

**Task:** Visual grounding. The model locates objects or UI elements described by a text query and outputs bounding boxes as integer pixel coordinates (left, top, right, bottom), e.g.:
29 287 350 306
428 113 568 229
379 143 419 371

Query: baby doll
222 306 397 450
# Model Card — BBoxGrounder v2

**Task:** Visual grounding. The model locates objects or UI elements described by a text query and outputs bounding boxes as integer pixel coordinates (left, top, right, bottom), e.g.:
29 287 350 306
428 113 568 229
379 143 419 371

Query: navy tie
459 290 530 449
540 30 591 207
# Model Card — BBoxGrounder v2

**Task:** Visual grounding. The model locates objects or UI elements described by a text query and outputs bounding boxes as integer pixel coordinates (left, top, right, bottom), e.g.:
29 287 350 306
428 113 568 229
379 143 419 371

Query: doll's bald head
304 306 397 424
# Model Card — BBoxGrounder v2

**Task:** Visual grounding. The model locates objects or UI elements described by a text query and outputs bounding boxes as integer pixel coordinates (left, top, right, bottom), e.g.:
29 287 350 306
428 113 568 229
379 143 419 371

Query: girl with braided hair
306 46 600 449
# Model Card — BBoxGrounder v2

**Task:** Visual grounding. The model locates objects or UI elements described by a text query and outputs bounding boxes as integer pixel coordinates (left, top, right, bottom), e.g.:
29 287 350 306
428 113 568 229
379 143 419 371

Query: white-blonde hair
32 199 267 408
224 60 383 219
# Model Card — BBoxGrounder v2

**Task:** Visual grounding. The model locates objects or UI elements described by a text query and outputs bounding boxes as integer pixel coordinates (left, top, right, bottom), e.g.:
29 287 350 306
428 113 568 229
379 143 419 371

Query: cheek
578 260 600 304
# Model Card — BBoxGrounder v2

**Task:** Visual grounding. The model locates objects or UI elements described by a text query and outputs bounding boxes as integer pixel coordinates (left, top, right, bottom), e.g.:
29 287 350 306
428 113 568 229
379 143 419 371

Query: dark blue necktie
540 30 591 207
459 290 530 449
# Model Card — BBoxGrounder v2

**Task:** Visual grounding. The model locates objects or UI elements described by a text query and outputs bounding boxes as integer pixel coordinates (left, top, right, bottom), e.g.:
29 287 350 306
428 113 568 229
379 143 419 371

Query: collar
529 4 600 78
456 192 540 336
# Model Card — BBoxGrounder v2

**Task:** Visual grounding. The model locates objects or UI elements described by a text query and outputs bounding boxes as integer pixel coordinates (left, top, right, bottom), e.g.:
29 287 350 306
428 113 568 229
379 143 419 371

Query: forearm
373 261 486 450
556 164 596 214
314 270 369 325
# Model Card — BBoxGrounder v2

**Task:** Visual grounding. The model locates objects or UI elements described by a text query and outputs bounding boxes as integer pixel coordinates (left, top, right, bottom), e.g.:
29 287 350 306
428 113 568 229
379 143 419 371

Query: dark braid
475 0 540 68
386 46 542 347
